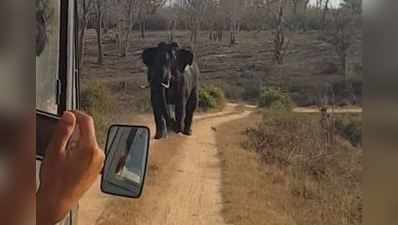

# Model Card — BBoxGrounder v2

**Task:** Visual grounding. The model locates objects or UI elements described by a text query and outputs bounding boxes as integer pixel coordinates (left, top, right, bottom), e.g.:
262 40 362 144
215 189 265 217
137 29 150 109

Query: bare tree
181 0 211 44
291 0 301 15
316 0 323 9
95 0 104 64
229 0 240 45
272 0 289 64
321 0 330 29
102 0 111 34
111 0 144 57
322 8 357 78
168 18 177 41
303 0 310 12
340 0 362 15
240 0 267 34
301 0 310 31
220 0 246 45
139 0 167 39
77 0 94 69
203 0 219 41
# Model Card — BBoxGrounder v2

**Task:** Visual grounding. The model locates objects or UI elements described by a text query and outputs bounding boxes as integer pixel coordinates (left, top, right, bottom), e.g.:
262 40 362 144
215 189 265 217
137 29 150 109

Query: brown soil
215 112 296 225
79 104 254 225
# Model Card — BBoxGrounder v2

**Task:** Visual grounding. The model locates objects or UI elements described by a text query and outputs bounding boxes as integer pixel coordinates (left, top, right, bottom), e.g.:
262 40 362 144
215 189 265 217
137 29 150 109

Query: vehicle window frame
57 0 70 115
36 1 79 225
35 0 70 116
36 0 75 149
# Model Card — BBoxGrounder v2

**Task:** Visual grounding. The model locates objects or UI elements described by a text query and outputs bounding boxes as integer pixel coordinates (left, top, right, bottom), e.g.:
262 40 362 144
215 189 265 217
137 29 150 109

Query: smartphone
36 111 60 158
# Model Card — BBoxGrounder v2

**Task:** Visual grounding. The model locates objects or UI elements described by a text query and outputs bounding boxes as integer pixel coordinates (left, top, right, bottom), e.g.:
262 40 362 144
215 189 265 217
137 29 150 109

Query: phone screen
36 111 60 158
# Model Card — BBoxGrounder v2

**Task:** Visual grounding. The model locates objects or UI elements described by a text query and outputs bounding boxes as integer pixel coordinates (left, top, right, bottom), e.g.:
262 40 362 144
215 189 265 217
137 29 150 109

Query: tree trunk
96 23 103 64
102 4 109 35
96 0 103 64
301 0 310 32
230 19 237 45
292 1 298 15
117 0 139 58
77 0 90 70
120 28 131 57
190 18 200 44
140 20 146 39
209 23 216 41
273 0 286 64
117 19 123 55
196 20 200 43
321 0 330 29
118 18 130 57
236 22 240 39
169 19 176 42
341 52 347 78
190 17 194 42
78 19 87 69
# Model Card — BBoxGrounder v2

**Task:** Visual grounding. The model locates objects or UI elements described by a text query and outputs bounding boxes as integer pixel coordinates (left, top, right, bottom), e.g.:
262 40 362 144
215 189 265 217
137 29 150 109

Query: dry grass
335 113 362 147
215 112 296 225
198 86 226 112
80 80 115 145
245 112 363 225
215 111 362 225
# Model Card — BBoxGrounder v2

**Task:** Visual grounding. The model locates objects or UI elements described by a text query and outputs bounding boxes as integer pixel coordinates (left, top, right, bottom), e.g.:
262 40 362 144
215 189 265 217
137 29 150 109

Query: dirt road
293 107 362 113
79 104 252 225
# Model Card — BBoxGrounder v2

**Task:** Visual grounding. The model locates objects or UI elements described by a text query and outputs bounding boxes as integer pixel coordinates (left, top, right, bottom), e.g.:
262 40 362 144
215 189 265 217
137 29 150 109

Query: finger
46 111 76 156
72 111 97 147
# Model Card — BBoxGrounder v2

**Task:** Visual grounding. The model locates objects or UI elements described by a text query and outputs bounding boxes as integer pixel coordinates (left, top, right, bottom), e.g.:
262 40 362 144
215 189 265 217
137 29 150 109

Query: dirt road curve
79 105 252 225
293 107 362 113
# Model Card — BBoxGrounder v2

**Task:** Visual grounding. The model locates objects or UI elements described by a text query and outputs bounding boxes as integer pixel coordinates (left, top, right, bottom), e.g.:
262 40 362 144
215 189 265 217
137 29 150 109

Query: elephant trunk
151 86 172 127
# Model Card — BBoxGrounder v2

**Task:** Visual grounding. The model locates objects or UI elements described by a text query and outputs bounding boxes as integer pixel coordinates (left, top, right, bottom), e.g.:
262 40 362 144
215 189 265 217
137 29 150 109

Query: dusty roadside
78 104 362 225
215 112 296 225
79 104 252 225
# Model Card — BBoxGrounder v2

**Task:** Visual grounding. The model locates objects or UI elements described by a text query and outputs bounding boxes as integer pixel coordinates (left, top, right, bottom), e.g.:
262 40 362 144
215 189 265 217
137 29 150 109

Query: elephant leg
151 90 168 139
183 88 198 136
160 89 174 132
167 104 177 131
152 107 167 140
175 96 187 134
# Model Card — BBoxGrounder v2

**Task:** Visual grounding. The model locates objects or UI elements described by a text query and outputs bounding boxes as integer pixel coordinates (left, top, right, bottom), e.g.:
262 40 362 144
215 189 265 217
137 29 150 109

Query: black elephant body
142 43 199 139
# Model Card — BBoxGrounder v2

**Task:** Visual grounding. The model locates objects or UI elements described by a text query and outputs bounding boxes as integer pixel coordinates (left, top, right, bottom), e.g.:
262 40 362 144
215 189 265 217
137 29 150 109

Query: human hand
37 111 105 225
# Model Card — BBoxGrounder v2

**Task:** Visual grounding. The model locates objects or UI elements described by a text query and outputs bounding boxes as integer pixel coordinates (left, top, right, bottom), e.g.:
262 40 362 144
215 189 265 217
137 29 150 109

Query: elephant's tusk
161 80 170 89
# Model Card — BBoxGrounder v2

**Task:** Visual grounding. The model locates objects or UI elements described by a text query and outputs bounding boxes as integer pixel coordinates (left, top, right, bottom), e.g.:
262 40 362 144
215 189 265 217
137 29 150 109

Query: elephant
142 42 199 139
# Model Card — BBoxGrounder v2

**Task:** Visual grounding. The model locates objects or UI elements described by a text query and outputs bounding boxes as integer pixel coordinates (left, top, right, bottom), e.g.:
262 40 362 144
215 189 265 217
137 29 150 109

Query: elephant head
142 42 179 89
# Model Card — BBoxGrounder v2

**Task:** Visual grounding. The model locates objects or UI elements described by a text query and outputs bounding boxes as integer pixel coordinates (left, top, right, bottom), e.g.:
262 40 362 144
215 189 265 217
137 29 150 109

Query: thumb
47 111 76 157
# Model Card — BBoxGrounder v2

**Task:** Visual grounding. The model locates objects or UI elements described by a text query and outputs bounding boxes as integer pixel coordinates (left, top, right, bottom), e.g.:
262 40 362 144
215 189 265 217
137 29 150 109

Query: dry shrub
257 87 294 111
199 86 226 112
81 80 114 145
246 112 362 225
335 114 362 147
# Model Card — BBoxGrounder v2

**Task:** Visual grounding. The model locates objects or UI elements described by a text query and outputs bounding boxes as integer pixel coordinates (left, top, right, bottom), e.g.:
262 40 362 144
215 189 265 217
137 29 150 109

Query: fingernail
61 111 75 125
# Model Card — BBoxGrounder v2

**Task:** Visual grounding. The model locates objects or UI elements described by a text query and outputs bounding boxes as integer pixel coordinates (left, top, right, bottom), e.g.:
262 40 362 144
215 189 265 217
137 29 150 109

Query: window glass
36 0 60 114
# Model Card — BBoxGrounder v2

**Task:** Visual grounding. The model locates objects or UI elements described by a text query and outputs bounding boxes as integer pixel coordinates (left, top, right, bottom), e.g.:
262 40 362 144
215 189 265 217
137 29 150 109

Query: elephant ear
142 47 157 66
178 49 194 71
